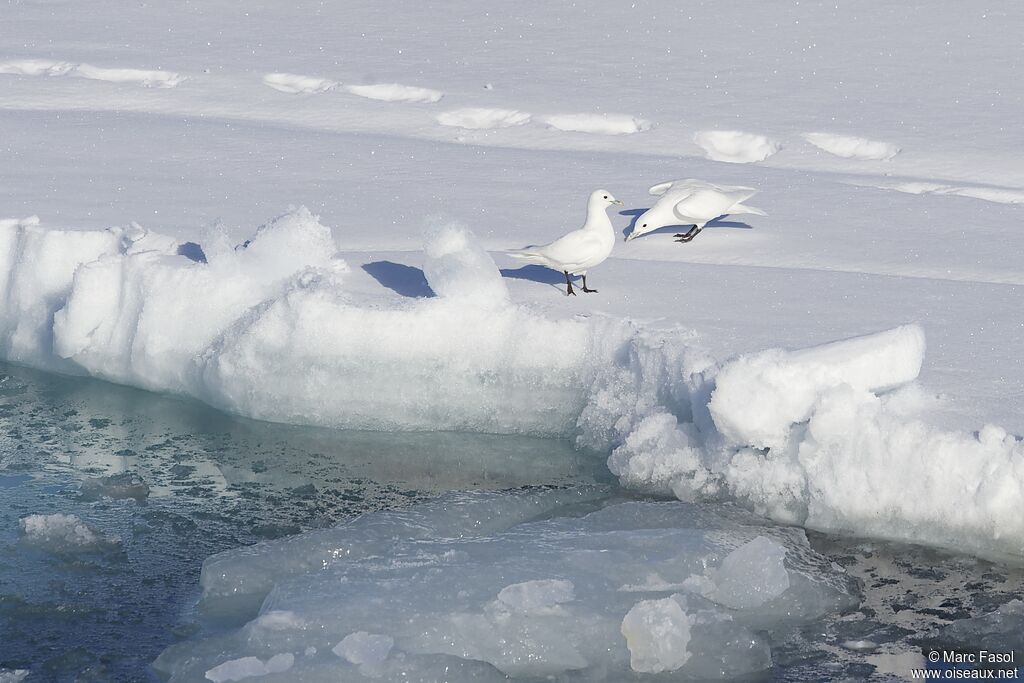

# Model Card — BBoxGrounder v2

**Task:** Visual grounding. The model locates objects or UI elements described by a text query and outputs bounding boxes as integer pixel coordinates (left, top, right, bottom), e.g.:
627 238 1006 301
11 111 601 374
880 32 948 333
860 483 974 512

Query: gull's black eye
603 195 608 199
642 223 647 227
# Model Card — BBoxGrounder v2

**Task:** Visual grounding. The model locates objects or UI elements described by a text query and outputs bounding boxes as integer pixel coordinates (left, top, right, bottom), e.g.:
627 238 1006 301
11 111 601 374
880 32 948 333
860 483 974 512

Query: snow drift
1 210 1022 559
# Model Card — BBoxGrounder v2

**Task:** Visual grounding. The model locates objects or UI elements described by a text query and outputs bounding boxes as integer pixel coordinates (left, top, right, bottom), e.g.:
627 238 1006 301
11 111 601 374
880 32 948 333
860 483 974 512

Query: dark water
0 363 609 681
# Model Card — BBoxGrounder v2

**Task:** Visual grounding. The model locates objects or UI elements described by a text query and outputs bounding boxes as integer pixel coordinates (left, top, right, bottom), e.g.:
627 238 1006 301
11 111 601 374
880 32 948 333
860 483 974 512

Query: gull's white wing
672 186 758 222
648 181 675 196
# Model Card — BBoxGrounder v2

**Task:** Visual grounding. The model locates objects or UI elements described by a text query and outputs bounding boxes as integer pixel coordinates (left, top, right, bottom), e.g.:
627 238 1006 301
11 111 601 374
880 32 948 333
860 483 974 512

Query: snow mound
18 513 116 553
436 107 531 129
73 64 185 88
693 130 780 163
345 83 443 103
262 72 338 95
156 492 856 681
0 59 76 77
0 59 184 87
802 132 900 160
542 113 651 135
709 324 926 450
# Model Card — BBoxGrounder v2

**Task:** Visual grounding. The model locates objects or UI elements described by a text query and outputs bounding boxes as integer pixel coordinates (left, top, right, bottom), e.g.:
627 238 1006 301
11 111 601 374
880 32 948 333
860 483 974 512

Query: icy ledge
1 211 1022 558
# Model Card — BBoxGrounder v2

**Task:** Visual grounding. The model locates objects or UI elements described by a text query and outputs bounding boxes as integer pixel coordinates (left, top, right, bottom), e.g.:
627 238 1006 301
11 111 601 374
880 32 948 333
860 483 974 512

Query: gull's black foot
581 275 597 293
564 271 576 296
674 226 703 243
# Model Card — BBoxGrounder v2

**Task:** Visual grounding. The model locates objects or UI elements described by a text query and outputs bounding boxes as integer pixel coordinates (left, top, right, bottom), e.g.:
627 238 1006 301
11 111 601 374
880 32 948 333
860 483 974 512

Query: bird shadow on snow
617 209 754 241
362 261 436 298
500 265 571 292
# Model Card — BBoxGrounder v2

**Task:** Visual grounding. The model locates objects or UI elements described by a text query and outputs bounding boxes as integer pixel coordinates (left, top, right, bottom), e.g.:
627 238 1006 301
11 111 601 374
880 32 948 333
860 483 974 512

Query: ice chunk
496 579 574 614
204 653 294 682
709 536 790 609
18 513 116 553
0 670 30 683
620 596 693 673
80 471 150 501
333 632 394 677
710 324 926 450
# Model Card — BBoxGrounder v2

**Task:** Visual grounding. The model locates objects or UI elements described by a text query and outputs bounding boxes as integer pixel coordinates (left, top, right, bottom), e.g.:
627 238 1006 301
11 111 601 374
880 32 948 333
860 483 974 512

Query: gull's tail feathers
730 203 767 217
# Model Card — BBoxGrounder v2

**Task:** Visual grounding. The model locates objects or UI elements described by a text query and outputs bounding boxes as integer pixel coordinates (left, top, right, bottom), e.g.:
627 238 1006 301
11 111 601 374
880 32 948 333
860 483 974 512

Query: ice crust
2 210 1023 560
155 490 857 681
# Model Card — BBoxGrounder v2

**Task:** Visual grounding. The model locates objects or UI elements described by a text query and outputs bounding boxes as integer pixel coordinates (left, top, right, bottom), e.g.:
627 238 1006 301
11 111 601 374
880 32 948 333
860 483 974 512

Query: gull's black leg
674 225 703 243
581 275 597 293
564 271 576 296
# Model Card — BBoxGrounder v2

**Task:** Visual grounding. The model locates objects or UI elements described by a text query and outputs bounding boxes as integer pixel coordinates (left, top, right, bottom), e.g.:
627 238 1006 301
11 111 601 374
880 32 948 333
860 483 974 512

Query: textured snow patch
73 64 184 88
345 83 443 103
542 113 651 135
0 59 76 76
0 670 30 683
802 132 900 160
19 513 115 552
0 59 183 87
262 72 338 94
621 596 693 673
694 130 780 163
204 653 294 682
710 324 926 450
423 220 508 306
437 107 531 129
868 181 1024 205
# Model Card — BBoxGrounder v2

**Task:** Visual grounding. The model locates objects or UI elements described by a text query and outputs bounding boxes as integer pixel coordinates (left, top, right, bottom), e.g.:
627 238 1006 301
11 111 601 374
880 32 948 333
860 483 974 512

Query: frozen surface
156 491 859 682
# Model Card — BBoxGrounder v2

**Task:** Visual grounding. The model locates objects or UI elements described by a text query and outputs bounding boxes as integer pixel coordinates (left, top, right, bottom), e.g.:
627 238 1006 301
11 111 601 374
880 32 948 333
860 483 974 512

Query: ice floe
155 490 857 681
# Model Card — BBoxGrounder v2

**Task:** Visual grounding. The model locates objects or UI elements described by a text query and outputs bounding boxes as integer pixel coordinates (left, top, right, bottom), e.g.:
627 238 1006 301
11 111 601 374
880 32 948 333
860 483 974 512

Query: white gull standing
625 179 766 243
507 189 622 296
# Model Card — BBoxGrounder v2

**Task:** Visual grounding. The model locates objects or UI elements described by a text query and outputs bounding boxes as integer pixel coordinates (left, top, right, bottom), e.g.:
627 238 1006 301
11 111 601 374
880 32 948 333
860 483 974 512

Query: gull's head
590 189 623 208
625 206 666 242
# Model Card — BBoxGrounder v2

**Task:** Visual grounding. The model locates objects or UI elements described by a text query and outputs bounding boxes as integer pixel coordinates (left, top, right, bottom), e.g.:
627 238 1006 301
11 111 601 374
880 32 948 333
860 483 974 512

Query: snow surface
802 132 900 161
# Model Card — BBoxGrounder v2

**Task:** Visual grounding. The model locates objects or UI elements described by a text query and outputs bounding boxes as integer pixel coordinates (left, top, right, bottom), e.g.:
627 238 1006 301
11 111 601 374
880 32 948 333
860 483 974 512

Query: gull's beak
625 232 636 242
612 199 624 205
